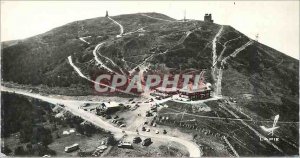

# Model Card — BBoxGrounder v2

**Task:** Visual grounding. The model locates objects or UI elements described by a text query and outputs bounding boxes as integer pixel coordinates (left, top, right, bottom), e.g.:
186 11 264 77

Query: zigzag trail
212 26 224 67
140 13 177 22
123 27 146 36
214 40 254 96
221 40 254 65
92 42 116 74
217 36 242 62
108 16 124 37
97 46 126 75
178 31 193 44
67 56 135 96
79 36 91 45
210 26 223 96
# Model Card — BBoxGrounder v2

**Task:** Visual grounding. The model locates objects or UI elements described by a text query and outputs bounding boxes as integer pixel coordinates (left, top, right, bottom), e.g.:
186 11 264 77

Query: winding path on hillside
67 56 135 96
108 16 124 37
140 13 176 22
92 42 115 73
79 36 91 45
1 87 202 157
212 26 224 67
210 26 223 96
221 40 254 65
217 36 242 61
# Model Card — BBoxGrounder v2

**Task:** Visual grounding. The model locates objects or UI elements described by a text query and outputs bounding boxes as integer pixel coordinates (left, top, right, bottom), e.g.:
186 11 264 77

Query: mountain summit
2 13 298 112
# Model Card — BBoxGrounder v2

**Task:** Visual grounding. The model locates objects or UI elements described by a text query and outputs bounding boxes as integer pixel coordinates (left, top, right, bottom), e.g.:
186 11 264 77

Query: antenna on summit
255 33 259 41
105 10 109 17
184 9 186 22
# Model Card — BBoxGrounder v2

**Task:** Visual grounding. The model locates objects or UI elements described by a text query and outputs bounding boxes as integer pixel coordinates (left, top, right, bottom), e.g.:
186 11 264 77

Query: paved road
1 87 202 157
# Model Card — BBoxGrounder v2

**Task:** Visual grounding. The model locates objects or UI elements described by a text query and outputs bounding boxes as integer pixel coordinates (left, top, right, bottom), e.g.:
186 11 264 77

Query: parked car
120 124 126 127
146 112 152 117
65 143 79 153
117 121 123 126
155 130 159 134
133 137 142 143
146 128 150 132
163 129 167 134
114 115 119 119
82 103 90 107
58 104 65 108
105 115 112 119
111 120 115 123
118 141 133 148
142 138 152 146
142 127 146 131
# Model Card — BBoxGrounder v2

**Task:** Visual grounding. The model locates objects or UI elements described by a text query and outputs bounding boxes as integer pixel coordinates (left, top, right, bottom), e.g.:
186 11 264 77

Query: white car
146 128 150 132
120 124 126 127
155 130 159 134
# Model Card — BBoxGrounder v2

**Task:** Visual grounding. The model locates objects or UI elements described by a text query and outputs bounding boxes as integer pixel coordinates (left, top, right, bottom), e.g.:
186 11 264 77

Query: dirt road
108 16 124 37
1 86 202 157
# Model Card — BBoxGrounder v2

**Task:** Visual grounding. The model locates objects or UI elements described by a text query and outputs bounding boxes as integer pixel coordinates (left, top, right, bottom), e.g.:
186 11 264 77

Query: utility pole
255 33 259 42
184 9 186 22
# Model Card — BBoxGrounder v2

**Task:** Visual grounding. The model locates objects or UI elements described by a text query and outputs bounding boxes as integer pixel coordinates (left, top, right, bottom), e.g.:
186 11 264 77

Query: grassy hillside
1 12 298 101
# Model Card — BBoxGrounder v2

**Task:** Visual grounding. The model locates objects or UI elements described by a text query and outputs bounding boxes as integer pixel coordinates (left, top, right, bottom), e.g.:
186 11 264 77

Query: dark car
163 129 167 134
133 137 142 143
141 126 146 131
117 121 123 126
142 138 152 146
105 115 112 119
146 112 152 117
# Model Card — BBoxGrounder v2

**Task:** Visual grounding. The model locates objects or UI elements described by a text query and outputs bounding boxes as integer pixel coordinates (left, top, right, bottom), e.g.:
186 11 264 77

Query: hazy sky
1 1 299 59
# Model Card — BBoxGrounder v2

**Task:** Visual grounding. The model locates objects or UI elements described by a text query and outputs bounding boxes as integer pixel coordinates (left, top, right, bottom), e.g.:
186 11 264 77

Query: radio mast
255 33 259 41
184 9 186 22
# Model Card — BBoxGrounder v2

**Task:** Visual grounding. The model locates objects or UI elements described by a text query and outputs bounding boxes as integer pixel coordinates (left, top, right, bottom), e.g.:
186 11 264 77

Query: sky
1 1 299 59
